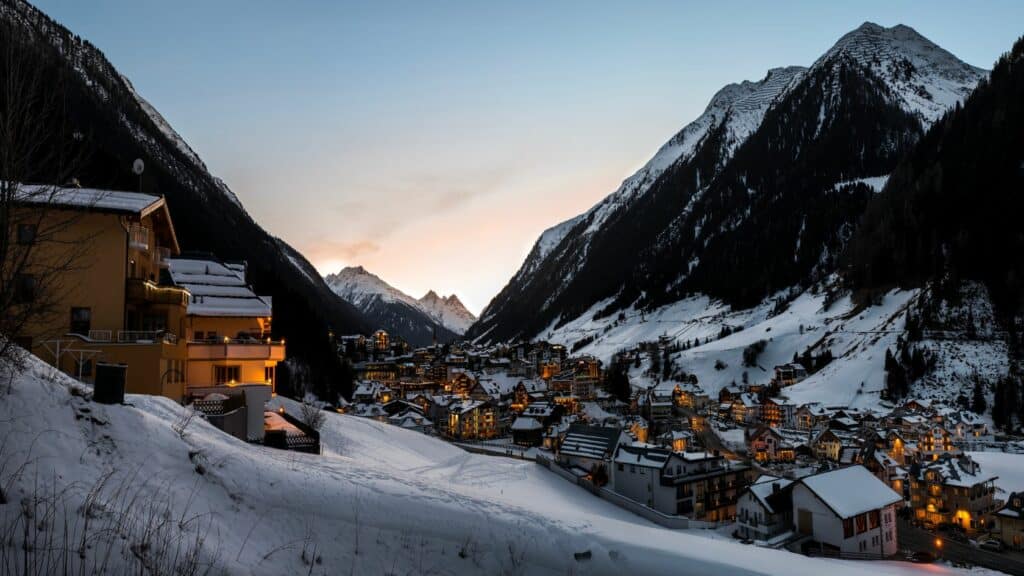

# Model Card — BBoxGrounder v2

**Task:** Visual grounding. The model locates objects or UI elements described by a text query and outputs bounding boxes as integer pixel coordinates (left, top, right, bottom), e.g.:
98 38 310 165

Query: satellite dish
132 158 145 176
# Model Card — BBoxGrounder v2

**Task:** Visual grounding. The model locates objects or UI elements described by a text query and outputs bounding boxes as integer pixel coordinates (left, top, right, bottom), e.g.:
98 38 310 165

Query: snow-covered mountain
417 290 476 334
325 266 471 344
469 22 985 345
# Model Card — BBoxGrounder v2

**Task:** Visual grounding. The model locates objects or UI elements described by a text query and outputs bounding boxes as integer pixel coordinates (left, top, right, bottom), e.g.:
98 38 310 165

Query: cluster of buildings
11 186 317 450
342 339 605 443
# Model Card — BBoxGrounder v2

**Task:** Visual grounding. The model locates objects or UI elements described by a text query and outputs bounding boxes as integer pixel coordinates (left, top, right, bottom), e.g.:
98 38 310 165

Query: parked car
980 539 1005 553
909 551 936 563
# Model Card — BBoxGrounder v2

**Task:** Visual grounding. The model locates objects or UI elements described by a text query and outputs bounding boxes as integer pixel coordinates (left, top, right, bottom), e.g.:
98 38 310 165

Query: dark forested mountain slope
848 35 1024 319
0 0 368 398
469 22 984 344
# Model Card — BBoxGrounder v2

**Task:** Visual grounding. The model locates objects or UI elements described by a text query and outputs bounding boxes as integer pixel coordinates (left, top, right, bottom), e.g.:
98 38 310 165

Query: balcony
187 338 286 361
128 224 150 251
126 278 189 307
118 330 179 344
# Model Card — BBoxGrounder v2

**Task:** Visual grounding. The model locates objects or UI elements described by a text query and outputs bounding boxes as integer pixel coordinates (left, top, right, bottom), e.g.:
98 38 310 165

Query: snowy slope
816 22 986 124
0 355 994 575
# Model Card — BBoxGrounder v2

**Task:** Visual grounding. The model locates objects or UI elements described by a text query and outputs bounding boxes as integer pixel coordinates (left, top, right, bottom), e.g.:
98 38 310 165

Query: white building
737 475 793 542
792 465 901 557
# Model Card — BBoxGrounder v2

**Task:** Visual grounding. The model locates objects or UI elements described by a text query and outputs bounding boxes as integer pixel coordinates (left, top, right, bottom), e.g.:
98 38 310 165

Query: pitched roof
614 444 672 468
167 258 272 318
746 475 794 514
797 465 901 519
560 424 621 460
14 184 163 215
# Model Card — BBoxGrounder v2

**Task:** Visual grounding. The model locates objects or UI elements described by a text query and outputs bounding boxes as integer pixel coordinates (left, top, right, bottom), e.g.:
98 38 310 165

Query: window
16 224 36 245
13 274 36 303
843 518 854 539
264 366 275 384
856 513 867 534
869 510 880 529
617 463 624 472
194 331 204 341
214 365 240 384
70 307 91 335
630 465 635 473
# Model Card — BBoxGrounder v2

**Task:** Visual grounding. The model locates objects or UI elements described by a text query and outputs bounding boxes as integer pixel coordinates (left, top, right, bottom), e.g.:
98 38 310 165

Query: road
899 519 1024 575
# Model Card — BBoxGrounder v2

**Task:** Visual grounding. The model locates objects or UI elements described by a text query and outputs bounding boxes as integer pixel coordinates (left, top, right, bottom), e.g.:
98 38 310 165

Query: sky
33 1 1024 314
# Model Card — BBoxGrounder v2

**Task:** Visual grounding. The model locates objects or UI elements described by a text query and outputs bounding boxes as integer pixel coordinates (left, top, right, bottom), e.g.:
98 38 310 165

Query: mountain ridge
469 22 986 344
325 266 473 342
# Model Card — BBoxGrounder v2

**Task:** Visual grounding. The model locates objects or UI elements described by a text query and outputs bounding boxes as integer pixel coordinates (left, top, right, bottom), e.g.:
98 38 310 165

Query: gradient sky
34 1 1024 313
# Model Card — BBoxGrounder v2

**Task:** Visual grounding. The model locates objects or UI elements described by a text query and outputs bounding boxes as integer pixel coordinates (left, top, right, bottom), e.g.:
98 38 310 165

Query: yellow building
13 187 190 399
165 257 284 394
14 186 283 407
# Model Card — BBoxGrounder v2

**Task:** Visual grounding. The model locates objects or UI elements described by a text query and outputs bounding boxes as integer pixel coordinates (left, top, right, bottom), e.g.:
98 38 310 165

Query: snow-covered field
0 355 1005 575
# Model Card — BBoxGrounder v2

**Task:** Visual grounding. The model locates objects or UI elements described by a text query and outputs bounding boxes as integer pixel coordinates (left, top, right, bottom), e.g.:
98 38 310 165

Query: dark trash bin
94 362 127 404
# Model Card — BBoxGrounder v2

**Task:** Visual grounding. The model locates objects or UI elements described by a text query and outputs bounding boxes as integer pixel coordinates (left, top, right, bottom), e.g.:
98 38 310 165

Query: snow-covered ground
542 280 1011 414
543 285 918 410
968 452 1024 497
0 354 1000 575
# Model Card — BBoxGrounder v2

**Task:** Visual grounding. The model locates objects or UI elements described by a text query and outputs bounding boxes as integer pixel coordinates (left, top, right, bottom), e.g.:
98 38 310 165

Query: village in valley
332 323 1024 569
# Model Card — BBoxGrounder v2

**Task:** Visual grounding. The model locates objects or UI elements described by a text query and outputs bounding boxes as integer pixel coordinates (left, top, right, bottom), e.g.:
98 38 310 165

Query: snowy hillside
0 355 996 575
540 279 1012 412
325 266 467 343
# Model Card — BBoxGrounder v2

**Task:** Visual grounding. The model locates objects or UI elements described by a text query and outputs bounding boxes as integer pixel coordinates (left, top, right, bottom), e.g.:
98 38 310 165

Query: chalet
811 429 856 462
557 424 624 473
511 379 548 411
946 411 988 439
388 409 433 433
747 426 798 463
510 416 544 446
918 426 959 461
760 397 794 428
772 363 808 387
718 385 743 404
861 444 908 495
447 399 497 440
731 393 760 424
909 454 998 531
792 466 901 557
656 429 693 453
994 492 1024 550
737 475 794 542
794 404 831 430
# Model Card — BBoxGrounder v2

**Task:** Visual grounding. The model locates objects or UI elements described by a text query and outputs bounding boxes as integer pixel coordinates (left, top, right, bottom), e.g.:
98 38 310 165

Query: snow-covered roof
511 417 542 431
747 475 794 514
798 465 901 519
14 184 164 215
614 445 671 469
167 258 272 318
560 425 621 460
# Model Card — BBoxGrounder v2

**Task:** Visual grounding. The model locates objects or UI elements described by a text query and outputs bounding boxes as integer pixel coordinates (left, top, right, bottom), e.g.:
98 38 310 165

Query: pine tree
971 378 987 414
